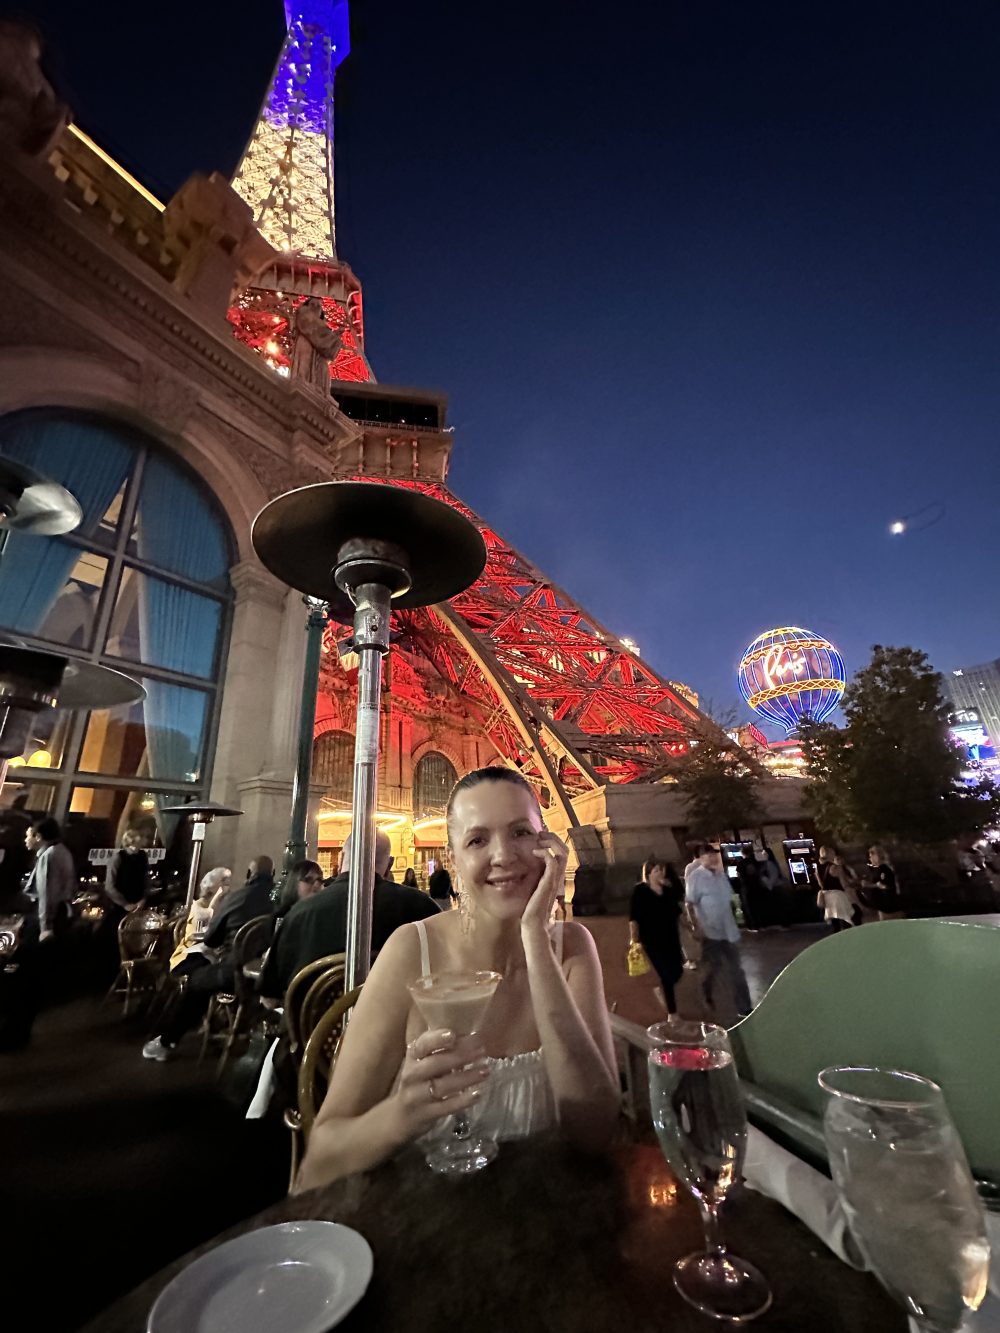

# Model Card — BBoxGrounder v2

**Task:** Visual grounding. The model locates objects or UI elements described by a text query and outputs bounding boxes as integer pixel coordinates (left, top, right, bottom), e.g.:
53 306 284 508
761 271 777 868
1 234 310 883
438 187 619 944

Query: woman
628 858 684 1013
862 846 904 920
169 865 231 974
276 859 325 916
402 867 420 889
297 768 619 1190
814 846 854 933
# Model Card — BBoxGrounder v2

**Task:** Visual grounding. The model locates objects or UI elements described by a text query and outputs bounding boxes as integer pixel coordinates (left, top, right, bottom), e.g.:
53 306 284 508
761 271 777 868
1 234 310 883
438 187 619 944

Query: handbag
626 940 651 977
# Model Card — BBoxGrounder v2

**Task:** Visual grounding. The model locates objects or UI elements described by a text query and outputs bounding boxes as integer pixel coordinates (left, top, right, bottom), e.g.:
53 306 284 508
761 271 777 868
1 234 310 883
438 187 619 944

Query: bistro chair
281 958 347 1186
729 917 1000 1183
106 909 172 1016
298 962 347 1048
283 952 346 1057
198 914 275 1065
297 986 363 1142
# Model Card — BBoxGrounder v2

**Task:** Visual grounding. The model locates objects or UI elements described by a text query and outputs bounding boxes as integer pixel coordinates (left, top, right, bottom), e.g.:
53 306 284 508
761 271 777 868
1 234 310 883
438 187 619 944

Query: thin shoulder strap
415 918 431 977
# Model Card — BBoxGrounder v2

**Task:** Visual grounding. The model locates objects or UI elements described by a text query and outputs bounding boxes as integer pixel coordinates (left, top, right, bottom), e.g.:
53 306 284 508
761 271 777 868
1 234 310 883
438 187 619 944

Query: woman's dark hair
291 859 323 882
31 816 61 842
643 857 681 889
402 867 419 887
445 766 541 835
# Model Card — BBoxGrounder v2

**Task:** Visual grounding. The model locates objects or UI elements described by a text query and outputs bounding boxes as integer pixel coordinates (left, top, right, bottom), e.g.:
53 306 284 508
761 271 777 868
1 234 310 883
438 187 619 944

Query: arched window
413 751 458 817
313 730 355 803
0 410 233 845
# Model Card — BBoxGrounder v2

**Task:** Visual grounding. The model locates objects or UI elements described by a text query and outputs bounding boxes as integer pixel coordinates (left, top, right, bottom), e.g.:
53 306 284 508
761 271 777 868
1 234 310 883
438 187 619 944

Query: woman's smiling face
448 780 546 923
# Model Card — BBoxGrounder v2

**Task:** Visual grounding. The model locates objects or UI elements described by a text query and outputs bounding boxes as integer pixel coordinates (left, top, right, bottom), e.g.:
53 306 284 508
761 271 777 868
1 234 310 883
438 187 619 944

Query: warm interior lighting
318 809 408 830
412 815 446 832
27 750 53 769
7 756 26 769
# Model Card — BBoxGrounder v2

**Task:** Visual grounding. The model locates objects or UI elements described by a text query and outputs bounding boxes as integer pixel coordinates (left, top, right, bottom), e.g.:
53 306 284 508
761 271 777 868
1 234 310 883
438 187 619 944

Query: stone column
206 559 291 870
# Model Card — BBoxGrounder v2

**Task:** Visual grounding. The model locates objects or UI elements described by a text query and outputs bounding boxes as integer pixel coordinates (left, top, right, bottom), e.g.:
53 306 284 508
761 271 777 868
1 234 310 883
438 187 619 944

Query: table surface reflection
85 1139 904 1333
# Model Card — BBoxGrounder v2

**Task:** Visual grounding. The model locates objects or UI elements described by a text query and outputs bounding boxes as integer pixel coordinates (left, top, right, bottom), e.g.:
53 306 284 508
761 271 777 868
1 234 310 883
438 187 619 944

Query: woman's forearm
295 1097 407 1193
628 920 640 944
522 932 619 1149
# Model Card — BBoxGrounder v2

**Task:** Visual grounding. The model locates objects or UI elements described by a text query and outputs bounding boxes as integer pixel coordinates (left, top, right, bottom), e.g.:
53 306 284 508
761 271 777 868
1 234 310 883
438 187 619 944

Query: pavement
582 916 830 1029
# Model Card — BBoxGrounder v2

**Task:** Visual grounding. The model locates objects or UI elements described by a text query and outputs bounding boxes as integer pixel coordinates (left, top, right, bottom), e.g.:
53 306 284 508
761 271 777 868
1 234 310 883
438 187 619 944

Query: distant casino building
945 661 1000 756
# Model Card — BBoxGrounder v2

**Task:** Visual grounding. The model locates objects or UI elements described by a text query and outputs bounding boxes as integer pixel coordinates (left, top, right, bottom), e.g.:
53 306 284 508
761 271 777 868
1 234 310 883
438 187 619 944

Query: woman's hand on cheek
521 831 568 938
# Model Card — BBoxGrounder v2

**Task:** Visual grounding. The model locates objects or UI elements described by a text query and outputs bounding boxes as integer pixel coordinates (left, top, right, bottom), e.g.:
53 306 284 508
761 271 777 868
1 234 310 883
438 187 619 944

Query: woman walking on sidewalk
628 857 685 1014
814 846 854 933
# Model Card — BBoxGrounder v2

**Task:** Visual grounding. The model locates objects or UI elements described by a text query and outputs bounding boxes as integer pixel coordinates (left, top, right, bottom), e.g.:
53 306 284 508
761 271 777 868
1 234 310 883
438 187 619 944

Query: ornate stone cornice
0 152 359 461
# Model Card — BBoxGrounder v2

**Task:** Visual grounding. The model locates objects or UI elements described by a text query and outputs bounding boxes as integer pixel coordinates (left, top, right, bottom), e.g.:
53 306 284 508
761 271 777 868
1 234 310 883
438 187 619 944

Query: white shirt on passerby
686 863 740 943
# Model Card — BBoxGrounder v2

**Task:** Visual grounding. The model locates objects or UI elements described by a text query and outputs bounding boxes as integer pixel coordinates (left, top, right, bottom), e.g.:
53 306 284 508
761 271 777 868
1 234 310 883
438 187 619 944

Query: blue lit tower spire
229 0 374 382
232 2 350 258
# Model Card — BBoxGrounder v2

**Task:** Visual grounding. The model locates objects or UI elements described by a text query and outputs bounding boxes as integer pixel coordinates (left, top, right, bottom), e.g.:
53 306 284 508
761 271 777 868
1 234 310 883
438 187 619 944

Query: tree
674 724 763 839
798 644 1000 845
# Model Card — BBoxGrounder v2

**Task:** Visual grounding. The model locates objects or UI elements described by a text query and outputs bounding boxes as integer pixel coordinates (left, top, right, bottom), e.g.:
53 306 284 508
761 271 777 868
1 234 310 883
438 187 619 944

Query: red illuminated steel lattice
228 287 373 384
321 478 699 799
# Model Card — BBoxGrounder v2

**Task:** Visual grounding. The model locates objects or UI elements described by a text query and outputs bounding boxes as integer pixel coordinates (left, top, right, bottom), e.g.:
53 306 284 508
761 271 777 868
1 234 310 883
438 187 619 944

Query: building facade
946 661 1000 755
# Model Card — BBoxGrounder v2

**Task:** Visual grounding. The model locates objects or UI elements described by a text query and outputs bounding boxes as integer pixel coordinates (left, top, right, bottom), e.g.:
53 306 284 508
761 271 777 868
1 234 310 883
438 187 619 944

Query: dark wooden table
84 1140 903 1333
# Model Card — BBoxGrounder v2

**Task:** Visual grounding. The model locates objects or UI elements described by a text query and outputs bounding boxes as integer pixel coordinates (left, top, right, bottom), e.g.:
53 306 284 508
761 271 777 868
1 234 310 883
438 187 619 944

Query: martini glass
408 970 502 1175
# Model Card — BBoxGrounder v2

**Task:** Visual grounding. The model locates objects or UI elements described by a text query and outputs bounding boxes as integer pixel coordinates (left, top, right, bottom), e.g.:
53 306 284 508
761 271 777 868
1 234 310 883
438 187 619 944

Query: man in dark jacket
260 834 438 1002
142 855 276 1061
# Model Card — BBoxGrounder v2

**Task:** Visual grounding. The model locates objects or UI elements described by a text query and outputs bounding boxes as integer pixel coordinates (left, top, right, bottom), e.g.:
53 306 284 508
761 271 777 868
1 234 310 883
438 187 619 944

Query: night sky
15 1 1000 728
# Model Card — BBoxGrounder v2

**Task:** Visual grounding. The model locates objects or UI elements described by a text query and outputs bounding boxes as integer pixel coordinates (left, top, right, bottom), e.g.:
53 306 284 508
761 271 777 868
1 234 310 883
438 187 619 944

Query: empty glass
819 1066 991 1333
648 1019 772 1321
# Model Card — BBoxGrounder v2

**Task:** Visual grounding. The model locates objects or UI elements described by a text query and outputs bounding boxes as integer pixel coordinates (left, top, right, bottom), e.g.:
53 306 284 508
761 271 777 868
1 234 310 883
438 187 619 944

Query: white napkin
245 1036 279 1119
741 1127 999 1329
742 1125 866 1268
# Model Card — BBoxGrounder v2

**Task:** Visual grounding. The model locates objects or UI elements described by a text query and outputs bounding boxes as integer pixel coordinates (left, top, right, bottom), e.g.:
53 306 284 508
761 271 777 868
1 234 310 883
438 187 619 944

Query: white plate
147 1221 374 1333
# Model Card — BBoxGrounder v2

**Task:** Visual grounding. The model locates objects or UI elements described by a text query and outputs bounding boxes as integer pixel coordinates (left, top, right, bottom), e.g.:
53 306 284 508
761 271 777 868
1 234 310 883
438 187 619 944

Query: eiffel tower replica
228 1 718 829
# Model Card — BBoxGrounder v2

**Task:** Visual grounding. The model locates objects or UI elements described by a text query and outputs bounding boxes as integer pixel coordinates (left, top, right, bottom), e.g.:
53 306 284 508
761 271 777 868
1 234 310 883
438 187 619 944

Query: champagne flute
819 1066 990 1333
408 970 501 1175
647 1019 772 1321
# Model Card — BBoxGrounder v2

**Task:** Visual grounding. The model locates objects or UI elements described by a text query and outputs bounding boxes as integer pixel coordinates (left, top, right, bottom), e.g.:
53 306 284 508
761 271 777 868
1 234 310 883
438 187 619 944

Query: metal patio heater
0 643 145 793
252 483 486 991
161 802 244 909
0 454 83 541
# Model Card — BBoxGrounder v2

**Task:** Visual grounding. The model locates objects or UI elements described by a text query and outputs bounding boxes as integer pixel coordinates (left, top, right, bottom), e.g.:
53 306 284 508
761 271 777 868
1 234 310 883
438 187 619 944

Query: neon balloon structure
738 626 846 735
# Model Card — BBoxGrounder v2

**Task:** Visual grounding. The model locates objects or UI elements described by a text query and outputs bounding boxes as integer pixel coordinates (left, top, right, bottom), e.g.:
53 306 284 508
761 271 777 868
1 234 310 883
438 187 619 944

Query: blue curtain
133 457 229 786
140 679 207 783
135 454 229 589
0 416 134 637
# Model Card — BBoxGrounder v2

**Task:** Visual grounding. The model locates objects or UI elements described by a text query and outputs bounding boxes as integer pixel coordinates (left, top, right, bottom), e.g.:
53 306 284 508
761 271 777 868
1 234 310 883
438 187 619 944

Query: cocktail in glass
648 1019 772 1321
408 970 501 1175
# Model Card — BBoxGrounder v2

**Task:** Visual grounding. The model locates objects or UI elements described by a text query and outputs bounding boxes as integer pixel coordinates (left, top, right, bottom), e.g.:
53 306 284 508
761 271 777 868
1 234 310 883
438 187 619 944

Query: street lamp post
278 596 329 901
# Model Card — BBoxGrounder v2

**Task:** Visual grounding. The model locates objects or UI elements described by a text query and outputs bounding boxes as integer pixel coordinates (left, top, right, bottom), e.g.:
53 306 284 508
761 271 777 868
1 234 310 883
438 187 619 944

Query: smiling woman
296 767 620 1191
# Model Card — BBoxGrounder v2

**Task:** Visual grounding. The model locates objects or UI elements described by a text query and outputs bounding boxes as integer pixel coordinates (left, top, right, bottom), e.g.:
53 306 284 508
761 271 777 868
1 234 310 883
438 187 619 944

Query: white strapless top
412 919 562 1143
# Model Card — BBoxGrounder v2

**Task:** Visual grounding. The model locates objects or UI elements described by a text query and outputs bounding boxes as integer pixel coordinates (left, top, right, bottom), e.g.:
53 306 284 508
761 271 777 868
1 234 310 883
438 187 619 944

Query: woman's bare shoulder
560 920 600 962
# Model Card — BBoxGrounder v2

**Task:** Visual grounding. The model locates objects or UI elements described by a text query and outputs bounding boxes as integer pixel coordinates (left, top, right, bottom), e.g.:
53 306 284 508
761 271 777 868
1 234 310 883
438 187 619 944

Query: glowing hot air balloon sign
738 626 846 735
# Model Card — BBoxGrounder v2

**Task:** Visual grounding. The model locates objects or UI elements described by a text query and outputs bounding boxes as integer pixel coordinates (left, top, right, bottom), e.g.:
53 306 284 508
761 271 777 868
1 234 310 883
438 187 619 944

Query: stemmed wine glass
819 1066 990 1333
408 970 501 1176
647 1019 772 1321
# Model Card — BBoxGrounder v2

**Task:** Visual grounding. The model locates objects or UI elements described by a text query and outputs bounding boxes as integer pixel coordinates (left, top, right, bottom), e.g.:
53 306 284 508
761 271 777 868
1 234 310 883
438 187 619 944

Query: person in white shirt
685 842 753 1018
